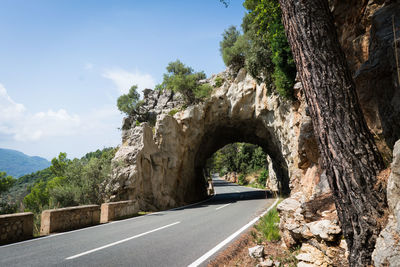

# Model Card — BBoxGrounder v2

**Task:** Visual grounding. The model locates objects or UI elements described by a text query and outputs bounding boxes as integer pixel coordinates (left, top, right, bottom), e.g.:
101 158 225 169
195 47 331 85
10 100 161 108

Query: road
0 177 277 267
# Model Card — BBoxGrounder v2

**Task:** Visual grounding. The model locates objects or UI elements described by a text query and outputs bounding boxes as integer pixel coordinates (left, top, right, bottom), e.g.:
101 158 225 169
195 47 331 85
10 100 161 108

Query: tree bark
278 0 387 266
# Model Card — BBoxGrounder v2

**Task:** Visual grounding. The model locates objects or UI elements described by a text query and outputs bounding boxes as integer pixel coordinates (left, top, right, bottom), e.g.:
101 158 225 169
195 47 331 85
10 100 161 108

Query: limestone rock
248 245 264 258
257 258 273 267
107 69 311 210
307 220 341 242
297 243 333 267
373 139 400 267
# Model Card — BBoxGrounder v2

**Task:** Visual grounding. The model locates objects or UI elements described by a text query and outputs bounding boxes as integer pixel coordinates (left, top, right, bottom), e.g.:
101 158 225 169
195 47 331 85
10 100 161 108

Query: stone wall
40 205 100 235
0 212 33 245
100 200 138 223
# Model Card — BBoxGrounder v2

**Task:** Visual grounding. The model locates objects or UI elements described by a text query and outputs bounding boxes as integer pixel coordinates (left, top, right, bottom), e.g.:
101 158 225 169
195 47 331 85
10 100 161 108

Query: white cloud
102 68 155 94
0 83 120 144
84 62 94 70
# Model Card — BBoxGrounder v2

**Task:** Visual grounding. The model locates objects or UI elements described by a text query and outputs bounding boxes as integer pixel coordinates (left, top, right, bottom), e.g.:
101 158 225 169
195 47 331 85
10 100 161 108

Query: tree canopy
156 60 213 103
116 85 144 116
218 0 296 99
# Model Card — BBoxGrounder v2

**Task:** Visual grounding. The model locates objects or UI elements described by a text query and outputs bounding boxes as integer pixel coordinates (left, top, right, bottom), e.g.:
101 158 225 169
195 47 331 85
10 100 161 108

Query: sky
0 0 245 160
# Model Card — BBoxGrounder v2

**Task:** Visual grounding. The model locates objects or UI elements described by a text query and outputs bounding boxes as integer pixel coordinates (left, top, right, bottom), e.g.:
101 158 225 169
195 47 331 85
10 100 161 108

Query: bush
117 85 143 116
257 169 268 186
168 109 179 116
218 1 296 99
156 60 212 103
255 206 280 241
214 76 225 87
24 148 116 213
220 26 247 73
238 174 247 185
244 0 296 99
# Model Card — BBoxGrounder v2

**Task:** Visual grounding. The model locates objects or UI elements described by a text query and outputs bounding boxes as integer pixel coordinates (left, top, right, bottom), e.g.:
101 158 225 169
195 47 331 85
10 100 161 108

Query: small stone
248 245 264 258
296 253 313 263
257 258 274 267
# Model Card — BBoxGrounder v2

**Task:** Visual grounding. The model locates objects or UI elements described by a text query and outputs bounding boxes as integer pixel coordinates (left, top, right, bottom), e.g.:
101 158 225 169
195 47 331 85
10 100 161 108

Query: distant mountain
0 148 51 178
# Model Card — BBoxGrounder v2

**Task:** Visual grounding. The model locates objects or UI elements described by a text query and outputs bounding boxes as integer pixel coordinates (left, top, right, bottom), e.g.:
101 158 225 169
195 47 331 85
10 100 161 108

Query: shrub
218 1 296 99
255 206 280 241
168 109 179 116
238 174 247 185
194 84 213 100
117 85 143 116
214 76 225 87
220 26 247 73
257 169 268 186
156 60 212 103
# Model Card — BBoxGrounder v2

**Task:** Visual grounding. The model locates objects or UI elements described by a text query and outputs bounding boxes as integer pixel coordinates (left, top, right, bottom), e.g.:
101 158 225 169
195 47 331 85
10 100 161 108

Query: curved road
0 177 276 266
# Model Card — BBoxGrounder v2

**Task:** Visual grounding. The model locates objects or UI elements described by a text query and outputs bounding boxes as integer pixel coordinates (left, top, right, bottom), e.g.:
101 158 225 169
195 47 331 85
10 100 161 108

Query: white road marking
65 221 180 260
215 203 231 210
188 198 280 267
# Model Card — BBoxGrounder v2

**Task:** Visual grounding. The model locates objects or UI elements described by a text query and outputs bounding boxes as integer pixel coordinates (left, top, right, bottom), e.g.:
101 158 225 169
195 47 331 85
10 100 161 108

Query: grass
209 198 299 267
255 205 281 242
168 109 179 116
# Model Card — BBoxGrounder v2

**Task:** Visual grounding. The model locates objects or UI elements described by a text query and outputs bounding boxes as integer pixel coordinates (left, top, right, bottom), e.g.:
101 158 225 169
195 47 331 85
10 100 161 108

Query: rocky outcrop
106 69 318 210
373 139 400 266
277 192 348 267
332 1 400 156
106 2 400 265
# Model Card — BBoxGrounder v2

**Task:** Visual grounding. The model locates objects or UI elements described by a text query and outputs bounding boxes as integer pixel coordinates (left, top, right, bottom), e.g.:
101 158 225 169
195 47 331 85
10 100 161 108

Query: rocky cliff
106 68 319 211
106 1 400 266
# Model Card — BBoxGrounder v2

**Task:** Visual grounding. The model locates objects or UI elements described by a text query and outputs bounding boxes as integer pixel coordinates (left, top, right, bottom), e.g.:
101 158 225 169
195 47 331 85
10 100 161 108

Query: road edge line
187 198 280 267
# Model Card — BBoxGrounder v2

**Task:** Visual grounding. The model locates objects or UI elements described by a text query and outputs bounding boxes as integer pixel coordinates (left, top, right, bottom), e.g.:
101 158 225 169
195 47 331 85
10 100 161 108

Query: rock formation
105 1 400 265
372 140 400 266
106 69 317 211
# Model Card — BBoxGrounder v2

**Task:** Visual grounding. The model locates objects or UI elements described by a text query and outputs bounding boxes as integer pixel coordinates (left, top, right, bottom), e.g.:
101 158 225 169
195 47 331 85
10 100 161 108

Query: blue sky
0 0 245 160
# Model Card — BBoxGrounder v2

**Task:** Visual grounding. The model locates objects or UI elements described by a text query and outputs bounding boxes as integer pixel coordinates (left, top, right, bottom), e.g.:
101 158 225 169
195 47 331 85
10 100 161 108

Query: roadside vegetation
209 201 299 267
219 0 296 99
206 142 270 189
0 147 116 234
117 60 214 125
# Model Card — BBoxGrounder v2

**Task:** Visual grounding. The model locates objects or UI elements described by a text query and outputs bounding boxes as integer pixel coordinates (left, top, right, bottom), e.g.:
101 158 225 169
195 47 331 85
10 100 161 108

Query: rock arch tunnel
107 70 313 211
192 121 290 200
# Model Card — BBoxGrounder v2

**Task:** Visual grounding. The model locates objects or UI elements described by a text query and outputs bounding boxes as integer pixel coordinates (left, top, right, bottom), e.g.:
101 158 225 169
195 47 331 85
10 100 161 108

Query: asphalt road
0 177 277 267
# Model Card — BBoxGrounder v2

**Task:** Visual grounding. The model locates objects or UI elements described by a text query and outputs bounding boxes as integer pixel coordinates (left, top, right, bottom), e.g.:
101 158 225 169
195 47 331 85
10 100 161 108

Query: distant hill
0 148 51 178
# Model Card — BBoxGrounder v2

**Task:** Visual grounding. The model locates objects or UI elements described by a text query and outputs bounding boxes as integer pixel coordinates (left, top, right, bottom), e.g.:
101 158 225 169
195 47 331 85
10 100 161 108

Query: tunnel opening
204 142 270 188
189 118 290 203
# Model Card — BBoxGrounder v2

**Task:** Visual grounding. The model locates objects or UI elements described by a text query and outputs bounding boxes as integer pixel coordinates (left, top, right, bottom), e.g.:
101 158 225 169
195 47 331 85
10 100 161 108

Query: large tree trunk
278 0 387 266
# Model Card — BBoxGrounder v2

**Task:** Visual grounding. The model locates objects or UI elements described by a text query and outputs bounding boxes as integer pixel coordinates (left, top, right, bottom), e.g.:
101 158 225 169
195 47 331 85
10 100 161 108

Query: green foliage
0 202 17 215
0 172 16 193
257 169 268 186
168 109 179 116
219 26 247 73
207 143 267 176
116 85 144 116
135 120 141 126
50 152 68 178
255 205 280 241
243 0 296 99
0 172 18 214
218 0 295 99
23 180 49 213
23 147 116 213
156 60 212 103
214 76 225 87
238 174 246 185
